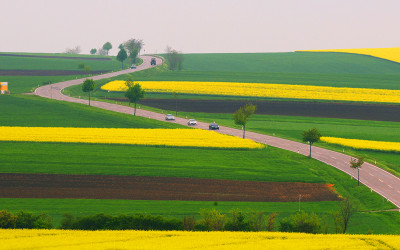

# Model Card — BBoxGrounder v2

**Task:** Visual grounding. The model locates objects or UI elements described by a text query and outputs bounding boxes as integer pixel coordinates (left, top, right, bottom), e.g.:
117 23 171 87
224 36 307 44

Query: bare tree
97 48 107 56
65 46 81 54
166 46 184 70
333 198 356 233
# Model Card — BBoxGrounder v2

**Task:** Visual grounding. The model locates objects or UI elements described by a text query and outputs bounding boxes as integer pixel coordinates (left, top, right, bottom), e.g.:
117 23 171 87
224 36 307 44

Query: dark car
151 58 156 66
209 123 219 130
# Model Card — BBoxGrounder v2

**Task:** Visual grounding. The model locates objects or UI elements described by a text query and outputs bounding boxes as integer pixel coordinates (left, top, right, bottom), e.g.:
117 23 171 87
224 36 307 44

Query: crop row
300 47 400 63
2 229 400 249
0 127 262 149
321 136 400 152
102 80 400 104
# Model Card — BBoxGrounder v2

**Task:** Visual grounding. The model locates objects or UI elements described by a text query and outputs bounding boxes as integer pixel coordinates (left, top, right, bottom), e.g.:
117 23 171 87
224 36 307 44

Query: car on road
151 58 157 66
187 119 197 126
130 64 136 69
165 114 175 121
209 123 219 130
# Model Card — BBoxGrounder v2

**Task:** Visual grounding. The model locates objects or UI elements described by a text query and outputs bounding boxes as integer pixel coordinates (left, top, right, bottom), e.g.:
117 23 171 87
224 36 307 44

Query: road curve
35 55 400 209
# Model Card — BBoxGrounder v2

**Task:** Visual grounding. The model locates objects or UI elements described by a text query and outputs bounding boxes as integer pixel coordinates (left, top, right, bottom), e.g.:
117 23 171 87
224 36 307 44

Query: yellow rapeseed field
102 80 400 104
1 229 400 249
299 47 400 63
0 126 262 149
321 136 400 152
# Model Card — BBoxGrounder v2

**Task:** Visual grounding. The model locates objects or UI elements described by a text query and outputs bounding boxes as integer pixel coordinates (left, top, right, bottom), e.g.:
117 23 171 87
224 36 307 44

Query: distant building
0 82 8 94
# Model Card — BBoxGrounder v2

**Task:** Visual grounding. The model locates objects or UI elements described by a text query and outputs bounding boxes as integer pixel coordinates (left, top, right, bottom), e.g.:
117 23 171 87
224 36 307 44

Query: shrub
15 211 53 229
279 212 321 234
183 216 196 231
0 210 17 229
247 210 266 231
199 209 226 231
224 209 250 231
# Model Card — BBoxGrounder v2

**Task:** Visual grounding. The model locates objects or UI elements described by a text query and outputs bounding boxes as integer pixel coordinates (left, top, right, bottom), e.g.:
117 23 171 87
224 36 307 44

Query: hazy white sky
1 0 399 55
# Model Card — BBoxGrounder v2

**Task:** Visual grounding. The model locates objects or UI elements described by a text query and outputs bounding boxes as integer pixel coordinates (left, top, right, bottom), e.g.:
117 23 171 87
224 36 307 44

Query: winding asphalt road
35 55 400 210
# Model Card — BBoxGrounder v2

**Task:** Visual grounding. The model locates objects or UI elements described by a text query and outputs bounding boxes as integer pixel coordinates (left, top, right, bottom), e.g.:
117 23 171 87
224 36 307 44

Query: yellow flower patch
321 136 400 152
0 127 263 149
1 229 400 249
102 80 400 104
299 47 400 63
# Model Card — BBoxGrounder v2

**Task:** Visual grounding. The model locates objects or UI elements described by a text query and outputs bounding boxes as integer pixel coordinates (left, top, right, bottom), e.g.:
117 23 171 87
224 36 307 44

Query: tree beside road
124 80 145 116
82 79 95 106
233 104 256 139
302 128 322 157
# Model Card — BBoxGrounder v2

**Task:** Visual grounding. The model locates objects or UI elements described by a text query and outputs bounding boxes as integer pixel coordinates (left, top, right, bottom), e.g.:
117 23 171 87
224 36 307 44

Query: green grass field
0 95 181 128
0 52 135 93
2 52 400 234
64 52 400 102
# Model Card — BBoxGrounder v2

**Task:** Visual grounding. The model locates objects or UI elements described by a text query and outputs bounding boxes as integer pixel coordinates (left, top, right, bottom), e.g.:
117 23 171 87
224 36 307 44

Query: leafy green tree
124 81 145 116
78 63 85 69
350 157 364 186
302 128 322 157
117 48 128 69
82 79 96 106
90 48 97 55
233 104 256 139
102 42 112 56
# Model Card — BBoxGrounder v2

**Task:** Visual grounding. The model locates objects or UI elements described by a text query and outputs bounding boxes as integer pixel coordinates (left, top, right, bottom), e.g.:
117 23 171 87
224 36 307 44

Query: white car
187 119 197 126
130 64 137 69
165 114 175 120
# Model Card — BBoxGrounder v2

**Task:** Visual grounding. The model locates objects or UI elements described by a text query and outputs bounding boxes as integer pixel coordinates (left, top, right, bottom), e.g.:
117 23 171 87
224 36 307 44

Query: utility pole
299 194 301 212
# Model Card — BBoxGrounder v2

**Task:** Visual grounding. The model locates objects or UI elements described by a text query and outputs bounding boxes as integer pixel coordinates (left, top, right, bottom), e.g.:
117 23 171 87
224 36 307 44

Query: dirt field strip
0 69 108 76
112 98 400 122
0 173 339 202
0 53 111 60
35 55 400 209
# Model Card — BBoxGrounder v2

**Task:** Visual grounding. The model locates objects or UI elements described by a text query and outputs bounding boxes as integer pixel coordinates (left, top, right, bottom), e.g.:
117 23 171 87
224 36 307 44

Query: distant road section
35 55 400 209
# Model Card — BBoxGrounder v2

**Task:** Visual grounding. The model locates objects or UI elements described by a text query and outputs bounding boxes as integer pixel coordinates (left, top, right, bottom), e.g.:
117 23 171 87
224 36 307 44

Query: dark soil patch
0 173 340 202
0 53 111 60
0 69 108 76
113 98 400 122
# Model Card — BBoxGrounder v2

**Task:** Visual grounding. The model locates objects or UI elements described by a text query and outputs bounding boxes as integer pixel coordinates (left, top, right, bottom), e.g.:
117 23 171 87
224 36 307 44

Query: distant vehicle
151 58 156 66
130 64 136 69
187 119 197 126
165 114 175 120
209 123 219 130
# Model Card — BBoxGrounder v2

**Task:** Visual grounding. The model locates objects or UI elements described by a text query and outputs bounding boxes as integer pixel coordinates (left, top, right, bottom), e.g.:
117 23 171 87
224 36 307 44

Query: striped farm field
0 127 263 149
321 136 400 153
300 47 400 63
2 229 400 249
101 80 400 104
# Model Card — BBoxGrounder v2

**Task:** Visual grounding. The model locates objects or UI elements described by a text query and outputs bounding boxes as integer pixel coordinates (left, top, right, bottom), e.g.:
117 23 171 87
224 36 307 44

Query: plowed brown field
109 98 400 122
0 173 340 202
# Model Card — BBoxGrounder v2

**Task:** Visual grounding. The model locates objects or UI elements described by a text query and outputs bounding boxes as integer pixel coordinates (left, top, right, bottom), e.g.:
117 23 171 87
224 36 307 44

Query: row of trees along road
232 109 365 187
116 39 144 69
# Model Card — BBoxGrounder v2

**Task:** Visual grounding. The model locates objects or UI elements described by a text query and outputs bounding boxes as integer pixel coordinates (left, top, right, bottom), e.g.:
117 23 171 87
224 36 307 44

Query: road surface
35 55 400 209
